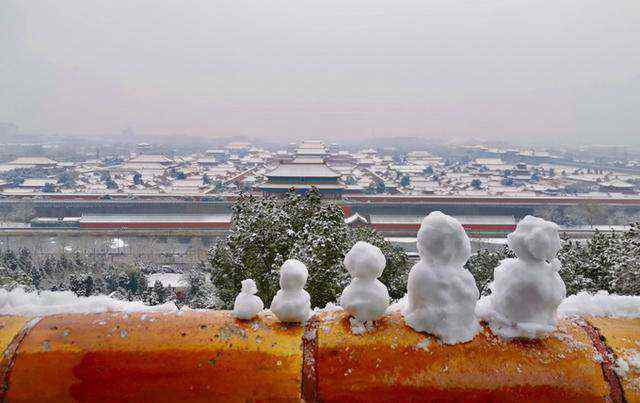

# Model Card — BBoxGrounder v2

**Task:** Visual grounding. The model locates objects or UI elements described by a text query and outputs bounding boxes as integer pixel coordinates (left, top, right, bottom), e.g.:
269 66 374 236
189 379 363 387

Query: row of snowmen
233 211 566 343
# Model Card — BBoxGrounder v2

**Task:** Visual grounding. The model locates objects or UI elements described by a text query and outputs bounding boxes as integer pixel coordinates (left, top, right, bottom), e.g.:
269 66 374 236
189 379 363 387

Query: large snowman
403 211 480 344
476 215 566 339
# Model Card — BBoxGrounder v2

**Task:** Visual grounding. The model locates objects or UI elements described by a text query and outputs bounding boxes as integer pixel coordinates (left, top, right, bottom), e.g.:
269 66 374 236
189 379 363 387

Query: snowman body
233 279 264 320
271 259 311 323
476 215 566 339
403 211 480 344
339 241 389 322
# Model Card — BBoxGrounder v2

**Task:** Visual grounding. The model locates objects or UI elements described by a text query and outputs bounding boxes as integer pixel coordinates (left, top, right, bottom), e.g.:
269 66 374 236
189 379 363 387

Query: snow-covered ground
388 291 640 320
146 273 188 288
557 291 640 318
0 287 638 322
0 288 178 316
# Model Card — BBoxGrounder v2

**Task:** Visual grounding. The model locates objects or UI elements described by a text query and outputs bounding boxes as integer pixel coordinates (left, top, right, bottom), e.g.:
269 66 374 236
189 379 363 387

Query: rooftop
80 214 232 223
266 162 340 178
7 157 58 166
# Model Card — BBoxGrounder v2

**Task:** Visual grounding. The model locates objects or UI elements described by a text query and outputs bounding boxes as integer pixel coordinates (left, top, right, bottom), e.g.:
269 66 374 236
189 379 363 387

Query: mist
2 0 639 143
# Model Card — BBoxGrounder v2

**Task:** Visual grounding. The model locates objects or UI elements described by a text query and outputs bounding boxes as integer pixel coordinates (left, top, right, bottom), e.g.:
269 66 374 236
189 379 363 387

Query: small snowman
270 259 311 323
403 211 480 344
233 279 264 320
339 241 390 323
476 215 566 339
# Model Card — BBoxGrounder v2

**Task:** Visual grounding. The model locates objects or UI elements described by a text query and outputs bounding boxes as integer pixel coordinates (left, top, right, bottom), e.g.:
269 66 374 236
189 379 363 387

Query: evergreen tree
209 189 410 308
146 280 170 305
400 175 411 187
183 267 220 308
466 224 640 297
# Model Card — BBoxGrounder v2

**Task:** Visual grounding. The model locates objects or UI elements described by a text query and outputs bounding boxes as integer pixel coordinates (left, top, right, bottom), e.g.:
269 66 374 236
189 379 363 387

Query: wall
0 310 637 402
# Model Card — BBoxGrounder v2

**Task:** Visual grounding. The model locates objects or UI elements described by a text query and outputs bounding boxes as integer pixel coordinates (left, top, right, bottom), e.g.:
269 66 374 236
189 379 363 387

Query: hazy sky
2 1 639 142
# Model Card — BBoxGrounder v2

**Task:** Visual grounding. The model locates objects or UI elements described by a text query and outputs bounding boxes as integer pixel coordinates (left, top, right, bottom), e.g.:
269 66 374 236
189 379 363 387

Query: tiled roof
266 163 340 178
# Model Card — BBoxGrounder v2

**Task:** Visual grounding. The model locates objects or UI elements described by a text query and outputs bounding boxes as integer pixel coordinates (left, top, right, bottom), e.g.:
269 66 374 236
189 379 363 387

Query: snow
386 296 406 314
627 350 640 369
232 279 264 320
312 302 343 315
403 212 480 344
146 273 188 288
415 338 431 351
614 357 630 377
270 259 311 323
558 291 640 318
109 237 127 249
0 287 178 316
349 316 375 335
339 241 390 322
476 216 566 339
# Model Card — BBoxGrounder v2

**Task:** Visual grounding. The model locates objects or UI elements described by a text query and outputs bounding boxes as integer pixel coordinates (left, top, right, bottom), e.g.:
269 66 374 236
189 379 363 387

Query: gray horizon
2 0 639 143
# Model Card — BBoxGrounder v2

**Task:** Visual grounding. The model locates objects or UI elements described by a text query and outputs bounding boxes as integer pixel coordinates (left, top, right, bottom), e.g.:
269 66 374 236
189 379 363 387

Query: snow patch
386 296 407 314
557 291 640 318
0 287 178 316
340 241 390 322
614 357 630 377
626 350 640 370
146 273 187 288
232 279 264 320
476 216 566 340
349 317 375 335
270 259 311 323
313 302 343 315
403 212 480 345
415 338 431 351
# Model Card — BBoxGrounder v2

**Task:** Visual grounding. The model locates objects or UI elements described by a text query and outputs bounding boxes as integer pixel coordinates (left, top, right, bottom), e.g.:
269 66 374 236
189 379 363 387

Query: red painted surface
79 222 230 229
370 223 516 231
5 192 640 206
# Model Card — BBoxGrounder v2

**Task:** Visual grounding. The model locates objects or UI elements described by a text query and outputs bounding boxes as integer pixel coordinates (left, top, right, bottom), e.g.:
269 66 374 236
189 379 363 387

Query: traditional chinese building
257 158 344 198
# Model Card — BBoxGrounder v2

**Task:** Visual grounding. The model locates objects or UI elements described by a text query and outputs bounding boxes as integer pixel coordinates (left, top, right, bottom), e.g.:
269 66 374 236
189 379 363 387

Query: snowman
232 279 264 320
403 211 480 344
476 215 566 339
270 259 311 323
339 241 390 323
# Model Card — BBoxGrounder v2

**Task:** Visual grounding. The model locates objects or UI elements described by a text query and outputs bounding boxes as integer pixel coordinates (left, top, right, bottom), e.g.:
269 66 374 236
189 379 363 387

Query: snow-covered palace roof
266 161 340 179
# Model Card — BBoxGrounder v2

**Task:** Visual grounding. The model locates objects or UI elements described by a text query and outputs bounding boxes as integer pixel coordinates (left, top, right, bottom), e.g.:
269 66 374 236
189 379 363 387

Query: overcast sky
2 0 639 142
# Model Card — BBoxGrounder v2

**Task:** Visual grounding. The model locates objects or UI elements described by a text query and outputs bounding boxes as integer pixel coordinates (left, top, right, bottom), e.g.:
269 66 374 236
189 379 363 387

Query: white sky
2 0 639 142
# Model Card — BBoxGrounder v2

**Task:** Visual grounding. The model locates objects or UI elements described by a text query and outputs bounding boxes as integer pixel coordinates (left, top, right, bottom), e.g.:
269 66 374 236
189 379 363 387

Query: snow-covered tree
182 268 221 309
209 189 410 308
467 224 640 297
145 280 171 305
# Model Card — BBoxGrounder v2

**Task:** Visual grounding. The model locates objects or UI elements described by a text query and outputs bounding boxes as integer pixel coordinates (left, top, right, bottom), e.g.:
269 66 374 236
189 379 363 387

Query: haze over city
2 0 639 143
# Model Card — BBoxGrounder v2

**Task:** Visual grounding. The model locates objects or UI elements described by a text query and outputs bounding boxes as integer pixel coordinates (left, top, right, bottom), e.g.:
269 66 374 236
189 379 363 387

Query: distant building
257 158 344 198
474 158 504 167
19 178 58 191
599 179 636 194
136 143 152 154
205 149 228 162
6 157 58 169
295 140 327 159
119 154 174 177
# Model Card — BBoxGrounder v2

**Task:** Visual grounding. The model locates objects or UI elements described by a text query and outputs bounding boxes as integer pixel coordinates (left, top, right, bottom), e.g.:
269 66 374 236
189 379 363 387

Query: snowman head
417 211 471 267
240 279 258 295
507 215 560 263
343 241 386 280
279 259 308 290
